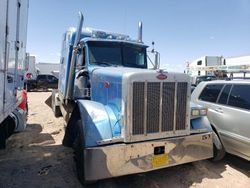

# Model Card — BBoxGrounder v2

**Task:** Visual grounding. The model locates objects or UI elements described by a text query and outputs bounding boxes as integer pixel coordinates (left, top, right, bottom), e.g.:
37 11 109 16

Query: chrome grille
132 82 144 135
162 82 175 132
146 82 160 133
132 82 188 135
176 82 188 130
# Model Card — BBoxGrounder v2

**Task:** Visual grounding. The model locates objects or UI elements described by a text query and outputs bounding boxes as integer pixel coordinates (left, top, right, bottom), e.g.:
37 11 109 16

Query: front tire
212 130 225 161
213 143 226 161
74 128 85 185
73 119 96 185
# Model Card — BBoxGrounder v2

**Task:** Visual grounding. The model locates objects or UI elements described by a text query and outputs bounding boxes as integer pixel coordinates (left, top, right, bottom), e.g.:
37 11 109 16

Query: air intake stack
138 21 143 43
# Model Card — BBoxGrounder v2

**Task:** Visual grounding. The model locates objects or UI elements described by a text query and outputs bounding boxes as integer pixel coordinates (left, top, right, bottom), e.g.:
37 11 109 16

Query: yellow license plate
151 154 169 168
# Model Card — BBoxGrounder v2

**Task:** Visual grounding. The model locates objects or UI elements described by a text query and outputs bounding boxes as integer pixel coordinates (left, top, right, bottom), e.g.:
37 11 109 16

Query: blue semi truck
50 12 223 184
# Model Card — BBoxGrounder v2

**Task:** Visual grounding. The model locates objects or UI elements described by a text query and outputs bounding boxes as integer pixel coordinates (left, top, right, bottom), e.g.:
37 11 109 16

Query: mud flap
45 94 52 107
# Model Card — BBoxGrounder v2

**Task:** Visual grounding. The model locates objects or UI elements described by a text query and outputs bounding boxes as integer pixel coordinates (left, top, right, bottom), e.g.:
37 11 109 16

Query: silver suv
191 80 250 161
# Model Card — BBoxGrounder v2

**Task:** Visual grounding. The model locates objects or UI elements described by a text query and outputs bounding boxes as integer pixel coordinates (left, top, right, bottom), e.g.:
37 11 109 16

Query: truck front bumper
84 132 213 181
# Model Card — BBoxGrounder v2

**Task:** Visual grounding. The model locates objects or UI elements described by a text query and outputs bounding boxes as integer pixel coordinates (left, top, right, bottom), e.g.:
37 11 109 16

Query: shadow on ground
0 123 249 188
224 154 250 177
0 123 82 188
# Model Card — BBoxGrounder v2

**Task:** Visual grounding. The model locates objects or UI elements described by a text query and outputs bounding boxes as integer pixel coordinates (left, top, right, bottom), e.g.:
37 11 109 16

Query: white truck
24 54 38 80
47 12 222 184
186 56 225 77
186 56 250 85
186 56 226 87
0 0 29 149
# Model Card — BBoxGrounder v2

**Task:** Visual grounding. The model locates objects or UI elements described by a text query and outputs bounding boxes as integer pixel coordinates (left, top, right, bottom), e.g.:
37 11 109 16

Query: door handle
214 108 223 113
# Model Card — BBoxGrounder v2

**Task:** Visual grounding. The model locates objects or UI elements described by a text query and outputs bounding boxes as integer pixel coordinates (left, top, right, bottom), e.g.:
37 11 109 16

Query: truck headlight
191 108 207 117
191 109 200 116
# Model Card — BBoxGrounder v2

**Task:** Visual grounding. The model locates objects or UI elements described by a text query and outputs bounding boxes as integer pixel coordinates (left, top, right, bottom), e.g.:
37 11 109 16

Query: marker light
199 109 207 116
191 108 207 117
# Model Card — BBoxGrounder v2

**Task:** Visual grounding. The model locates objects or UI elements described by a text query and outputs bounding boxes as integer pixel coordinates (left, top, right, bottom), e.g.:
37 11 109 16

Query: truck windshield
88 41 147 68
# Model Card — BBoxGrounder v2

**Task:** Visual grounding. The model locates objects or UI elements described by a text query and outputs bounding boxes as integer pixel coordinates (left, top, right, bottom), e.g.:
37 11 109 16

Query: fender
191 117 223 151
191 116 212 131
76 100 120 147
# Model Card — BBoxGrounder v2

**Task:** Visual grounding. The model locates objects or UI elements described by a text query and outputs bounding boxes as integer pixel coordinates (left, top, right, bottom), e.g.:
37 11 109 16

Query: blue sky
27 0 250 72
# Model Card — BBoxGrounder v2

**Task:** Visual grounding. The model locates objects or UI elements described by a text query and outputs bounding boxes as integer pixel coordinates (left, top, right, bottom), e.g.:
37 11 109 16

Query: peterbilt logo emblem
156 70 168 80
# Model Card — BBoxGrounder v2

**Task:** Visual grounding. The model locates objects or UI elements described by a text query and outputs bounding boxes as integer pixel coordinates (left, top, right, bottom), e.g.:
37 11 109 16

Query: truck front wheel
73 119 96 185
74 120 86 184
74 122 85 184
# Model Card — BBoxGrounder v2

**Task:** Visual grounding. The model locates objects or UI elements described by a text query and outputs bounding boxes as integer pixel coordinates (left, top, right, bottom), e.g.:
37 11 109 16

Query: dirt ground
0 92 249 188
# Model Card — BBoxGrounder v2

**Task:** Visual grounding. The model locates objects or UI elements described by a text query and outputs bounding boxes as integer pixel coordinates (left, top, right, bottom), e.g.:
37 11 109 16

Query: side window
53 76 58 81
228 85 250 110
197 60 202 65
199 84 223 103
37 75 46 80
218 84 232 105
76 48 85 68
47 75 53 80
48 75 57 81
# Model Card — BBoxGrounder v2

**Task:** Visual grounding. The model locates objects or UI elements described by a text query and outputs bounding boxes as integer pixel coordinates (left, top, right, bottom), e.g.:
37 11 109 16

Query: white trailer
186 56 225 76
186 55 250 81
225 55 250 78
0 0 29 149
24 54 38 80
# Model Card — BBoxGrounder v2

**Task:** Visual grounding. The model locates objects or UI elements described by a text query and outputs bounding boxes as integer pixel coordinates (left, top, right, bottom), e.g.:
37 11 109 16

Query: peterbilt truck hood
91 67 190 83
90 67 191 142
91 67 190 106
91 67 190 102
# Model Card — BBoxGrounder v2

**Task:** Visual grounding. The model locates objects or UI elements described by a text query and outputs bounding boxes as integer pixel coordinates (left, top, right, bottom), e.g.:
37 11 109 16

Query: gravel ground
0 92 249 188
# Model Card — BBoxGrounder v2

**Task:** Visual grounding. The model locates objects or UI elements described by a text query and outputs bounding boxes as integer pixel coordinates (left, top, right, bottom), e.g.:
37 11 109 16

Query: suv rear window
48 75 57 80
218 84 232 105
199 84 223 102
37 75 46 80
228 85 250 110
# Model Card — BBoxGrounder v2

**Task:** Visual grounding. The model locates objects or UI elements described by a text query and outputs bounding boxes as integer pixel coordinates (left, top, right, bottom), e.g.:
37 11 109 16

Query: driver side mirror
153 51 160 70
151 41 160 70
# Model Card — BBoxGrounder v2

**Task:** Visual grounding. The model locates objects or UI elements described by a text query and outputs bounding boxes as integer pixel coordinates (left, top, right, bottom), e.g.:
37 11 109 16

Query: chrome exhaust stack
65 12 84 101
138 21 143 43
